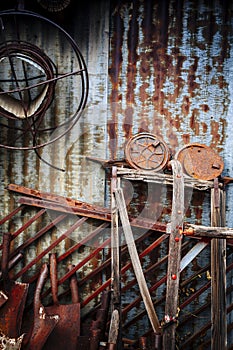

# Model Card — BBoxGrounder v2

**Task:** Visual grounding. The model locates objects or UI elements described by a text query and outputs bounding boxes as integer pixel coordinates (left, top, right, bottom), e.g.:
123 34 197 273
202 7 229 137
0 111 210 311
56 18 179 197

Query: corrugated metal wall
107 0 233 223
1 0 233 347
1 0 233 222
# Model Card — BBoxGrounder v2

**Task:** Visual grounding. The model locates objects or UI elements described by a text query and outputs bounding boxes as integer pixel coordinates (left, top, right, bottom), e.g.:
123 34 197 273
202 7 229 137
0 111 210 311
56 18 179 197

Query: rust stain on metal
175 143 224 180
124 132 170 172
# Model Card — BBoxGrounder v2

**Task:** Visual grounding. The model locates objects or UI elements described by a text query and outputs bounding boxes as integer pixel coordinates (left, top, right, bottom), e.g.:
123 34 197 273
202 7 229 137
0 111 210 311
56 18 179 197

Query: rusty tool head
0 232 28 339
23 263 59 350
43 253 81 350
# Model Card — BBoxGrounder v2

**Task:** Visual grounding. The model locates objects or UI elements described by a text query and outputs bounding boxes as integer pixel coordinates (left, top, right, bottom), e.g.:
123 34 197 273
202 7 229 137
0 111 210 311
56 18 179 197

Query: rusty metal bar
179 300 233 350
8 184 169 234
9 214 67 259
0 205 24 225
123 262 210 331
18 196 111 221
7 184 107 212
25 222 110 285
49 231 170 320
18 195 169 234
82 233 168 309
1 208 45 247
0 208 46 249
13 217 88 279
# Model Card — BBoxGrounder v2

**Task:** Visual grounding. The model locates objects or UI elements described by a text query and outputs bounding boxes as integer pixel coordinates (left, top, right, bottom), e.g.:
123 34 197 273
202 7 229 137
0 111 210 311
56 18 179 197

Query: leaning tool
43 253 81 350
23 263 59 350
0 232 28 338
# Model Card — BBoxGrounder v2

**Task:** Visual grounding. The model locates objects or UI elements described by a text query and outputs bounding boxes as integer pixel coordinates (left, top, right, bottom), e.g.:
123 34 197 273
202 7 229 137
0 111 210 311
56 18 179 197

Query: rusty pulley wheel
174 143 224 180
125 132 170 172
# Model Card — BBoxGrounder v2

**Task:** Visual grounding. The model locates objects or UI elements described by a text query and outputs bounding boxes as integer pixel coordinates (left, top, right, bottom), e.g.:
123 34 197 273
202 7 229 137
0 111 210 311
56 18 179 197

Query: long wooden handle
114 188 161 334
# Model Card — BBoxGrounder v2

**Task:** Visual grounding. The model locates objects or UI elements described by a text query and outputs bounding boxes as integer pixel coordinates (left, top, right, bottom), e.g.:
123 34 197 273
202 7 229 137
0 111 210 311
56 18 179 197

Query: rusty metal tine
121 241 190 294
49 253 59 305
0 205 24 225
14 217 87 280
82 237 184 311
0 209 46 250
68 264 79 304
9 214 67 259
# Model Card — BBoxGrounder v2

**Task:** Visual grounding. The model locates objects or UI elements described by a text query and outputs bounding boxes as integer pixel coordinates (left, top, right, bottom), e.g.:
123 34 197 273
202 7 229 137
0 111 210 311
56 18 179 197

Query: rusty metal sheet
175 143 224 180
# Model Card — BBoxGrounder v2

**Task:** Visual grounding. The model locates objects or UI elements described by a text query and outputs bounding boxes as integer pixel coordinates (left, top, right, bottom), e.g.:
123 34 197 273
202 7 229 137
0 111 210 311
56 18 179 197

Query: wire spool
124 132 171 172
37 0 71 12
174 143 224 180
0 10 88 151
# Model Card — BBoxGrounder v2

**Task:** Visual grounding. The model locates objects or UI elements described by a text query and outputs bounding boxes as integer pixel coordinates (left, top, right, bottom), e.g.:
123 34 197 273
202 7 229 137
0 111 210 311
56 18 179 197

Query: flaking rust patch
0 333 24 350
39 306 59 321
0 291 8 302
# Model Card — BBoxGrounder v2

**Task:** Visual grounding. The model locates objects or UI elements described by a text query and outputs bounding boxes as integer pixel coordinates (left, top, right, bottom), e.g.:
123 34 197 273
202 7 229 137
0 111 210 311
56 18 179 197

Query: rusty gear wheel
174 143 224 180
125 132 170 172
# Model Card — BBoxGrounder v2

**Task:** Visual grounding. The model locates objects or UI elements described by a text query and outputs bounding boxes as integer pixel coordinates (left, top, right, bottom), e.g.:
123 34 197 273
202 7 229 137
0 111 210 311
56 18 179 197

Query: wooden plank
163 160 184 350
116 167 214 190
114 187 161 334
211 179 227 350
184 223 233 238
111 167 122 350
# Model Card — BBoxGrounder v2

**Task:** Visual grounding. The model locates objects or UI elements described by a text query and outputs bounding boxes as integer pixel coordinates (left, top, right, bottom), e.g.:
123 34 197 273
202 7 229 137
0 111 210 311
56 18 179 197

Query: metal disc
124 132 170 172
174 143 224 180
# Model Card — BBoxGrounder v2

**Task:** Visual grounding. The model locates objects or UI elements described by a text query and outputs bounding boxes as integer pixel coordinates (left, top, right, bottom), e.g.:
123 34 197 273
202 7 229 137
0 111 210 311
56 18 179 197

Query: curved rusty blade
25 263 59 350
0 232 28 338
43 254 81 350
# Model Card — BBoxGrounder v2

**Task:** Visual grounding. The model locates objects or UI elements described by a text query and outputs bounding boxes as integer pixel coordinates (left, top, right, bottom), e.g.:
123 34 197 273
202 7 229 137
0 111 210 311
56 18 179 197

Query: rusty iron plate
174 143 224 180
124 132 170 172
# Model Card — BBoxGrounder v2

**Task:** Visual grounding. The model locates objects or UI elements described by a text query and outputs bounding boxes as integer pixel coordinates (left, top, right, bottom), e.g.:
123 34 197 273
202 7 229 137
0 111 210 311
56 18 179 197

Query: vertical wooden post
211 178 227 350
111 166 122 350
163 160 184 350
